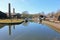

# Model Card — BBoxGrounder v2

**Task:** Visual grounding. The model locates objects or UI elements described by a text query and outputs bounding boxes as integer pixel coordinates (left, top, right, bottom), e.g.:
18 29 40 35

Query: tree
56 10 60 21
47 12 54 18
22 11 29 18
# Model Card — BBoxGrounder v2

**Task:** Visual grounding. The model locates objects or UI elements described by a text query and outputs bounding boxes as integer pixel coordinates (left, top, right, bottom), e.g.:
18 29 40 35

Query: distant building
6 12 16 18
0 11 7 19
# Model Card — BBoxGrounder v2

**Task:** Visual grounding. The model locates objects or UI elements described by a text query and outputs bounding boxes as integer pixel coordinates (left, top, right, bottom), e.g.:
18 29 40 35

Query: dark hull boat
25 19 28 22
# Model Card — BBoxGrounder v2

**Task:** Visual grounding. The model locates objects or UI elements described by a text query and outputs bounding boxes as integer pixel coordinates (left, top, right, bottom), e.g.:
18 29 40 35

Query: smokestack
8 3 11 19
13 8 15 14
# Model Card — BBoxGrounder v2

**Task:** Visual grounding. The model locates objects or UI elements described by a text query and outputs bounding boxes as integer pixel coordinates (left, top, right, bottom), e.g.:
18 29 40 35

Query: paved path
42 21 60 33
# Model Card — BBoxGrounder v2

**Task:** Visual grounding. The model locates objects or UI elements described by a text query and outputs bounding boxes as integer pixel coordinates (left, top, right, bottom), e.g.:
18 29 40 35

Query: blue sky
0 0 60 14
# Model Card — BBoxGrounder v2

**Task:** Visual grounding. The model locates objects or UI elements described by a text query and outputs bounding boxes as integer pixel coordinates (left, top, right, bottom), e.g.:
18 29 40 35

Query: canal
0 21 60 40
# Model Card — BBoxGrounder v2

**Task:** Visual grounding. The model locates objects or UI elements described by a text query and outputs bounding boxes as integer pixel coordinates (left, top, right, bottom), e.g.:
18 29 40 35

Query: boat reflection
33 20 42 24
22 22 29 27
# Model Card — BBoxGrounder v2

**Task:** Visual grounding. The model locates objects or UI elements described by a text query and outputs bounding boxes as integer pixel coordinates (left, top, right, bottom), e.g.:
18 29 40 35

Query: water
0 22 60 40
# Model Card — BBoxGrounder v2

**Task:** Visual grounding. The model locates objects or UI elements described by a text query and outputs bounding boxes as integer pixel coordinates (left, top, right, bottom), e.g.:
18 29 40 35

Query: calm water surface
0 22 60 40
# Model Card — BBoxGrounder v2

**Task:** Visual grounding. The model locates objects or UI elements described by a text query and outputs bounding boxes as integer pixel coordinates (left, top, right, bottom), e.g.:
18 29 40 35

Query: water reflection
13 25 15 29
9 25 12 35
46 24 60 33
0 22 60 40
32 20 60 33
0 24 5 29
8 22 29 35
33 20 42 24
22 22 29 26
8 25 16 35
0 24 19 35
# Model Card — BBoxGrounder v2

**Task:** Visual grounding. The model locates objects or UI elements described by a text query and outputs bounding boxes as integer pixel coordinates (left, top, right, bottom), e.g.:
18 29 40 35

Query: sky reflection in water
0 22 60 40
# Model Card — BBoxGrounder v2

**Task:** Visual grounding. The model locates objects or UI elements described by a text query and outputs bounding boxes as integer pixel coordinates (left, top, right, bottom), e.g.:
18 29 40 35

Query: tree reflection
0 24 5 29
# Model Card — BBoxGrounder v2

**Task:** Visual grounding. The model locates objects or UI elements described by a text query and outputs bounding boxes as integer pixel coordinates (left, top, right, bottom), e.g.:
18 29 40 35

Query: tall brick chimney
13 8 15 14
8 3 11 19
